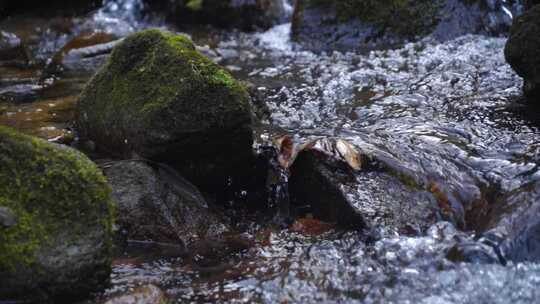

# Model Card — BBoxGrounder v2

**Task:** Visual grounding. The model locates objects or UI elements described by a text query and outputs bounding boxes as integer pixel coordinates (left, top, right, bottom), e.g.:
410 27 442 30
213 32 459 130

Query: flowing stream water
2 0 540 303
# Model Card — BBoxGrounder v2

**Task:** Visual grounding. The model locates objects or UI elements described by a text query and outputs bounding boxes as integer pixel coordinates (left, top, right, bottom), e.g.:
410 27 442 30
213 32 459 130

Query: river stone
76 29 254 189
288 147 440 233
0 126 114 302
145 0 287 31
103 160 229 246
505 4 540 101
292 0 515 52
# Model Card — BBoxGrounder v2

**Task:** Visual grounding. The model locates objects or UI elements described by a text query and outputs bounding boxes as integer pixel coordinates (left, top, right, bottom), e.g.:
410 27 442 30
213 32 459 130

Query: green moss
0 126 114 272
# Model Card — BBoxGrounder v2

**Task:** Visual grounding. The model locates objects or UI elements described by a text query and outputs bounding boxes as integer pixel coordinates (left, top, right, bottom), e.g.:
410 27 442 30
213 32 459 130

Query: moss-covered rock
0 126 114 302
77 29 254 190
505 4 540 101
292 0 516 52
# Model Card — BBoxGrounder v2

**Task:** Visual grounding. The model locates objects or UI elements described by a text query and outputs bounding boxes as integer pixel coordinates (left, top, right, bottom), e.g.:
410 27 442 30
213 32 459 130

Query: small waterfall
258 144 292 226
281 0 294 16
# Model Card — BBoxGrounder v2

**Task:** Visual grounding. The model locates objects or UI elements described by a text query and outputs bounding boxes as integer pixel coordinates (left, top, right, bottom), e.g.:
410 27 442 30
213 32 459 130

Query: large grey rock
103 160 229 246
292 0 516 52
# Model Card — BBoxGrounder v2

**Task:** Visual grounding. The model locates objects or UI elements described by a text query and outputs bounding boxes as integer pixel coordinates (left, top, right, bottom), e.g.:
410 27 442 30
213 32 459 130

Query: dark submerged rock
292 0 516 52
76 29 254 190
505 4 540 101
0 126 114 302
102 160 229 246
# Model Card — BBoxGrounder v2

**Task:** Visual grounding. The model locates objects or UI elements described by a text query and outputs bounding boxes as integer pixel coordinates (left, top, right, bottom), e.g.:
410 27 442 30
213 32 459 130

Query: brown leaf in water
290 218 334 236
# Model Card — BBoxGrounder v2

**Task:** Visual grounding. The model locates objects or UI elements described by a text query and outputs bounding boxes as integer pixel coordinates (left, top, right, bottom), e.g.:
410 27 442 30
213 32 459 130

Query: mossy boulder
288 138 440 232
292 0 516 52
0 126 114 302
505 4 540 101
77 29 254 190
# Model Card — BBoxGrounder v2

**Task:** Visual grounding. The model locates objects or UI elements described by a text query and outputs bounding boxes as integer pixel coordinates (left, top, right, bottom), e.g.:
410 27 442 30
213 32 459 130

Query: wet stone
289 142 441 233
291 0 519 52
102 160 229 246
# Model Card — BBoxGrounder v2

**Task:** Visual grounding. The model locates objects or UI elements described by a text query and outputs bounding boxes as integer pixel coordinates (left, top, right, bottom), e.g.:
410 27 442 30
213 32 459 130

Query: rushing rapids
2 0 540 303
